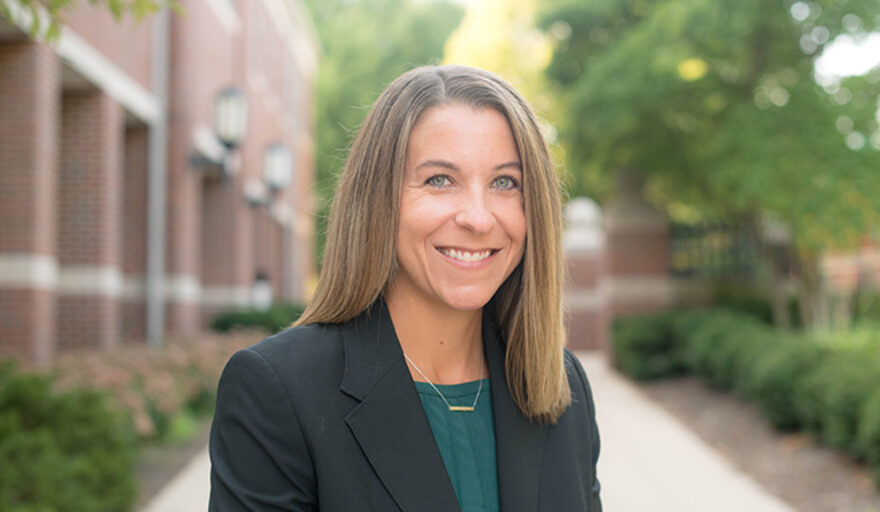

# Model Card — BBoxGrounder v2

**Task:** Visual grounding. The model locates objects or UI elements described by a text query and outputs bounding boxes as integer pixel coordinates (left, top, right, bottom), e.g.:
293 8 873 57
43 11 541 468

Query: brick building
0 0 319 361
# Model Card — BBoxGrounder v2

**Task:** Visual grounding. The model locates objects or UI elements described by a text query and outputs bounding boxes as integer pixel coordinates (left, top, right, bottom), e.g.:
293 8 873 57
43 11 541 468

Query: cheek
499 202 527 246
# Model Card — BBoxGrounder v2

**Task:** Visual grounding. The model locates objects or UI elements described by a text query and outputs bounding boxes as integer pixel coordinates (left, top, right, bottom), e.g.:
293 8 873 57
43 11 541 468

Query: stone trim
0 253 58 290
57 265 123 297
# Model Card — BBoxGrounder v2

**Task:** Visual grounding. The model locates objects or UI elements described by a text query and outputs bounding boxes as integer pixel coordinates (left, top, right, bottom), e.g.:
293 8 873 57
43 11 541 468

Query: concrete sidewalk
140 352 796 512
578 352 794 512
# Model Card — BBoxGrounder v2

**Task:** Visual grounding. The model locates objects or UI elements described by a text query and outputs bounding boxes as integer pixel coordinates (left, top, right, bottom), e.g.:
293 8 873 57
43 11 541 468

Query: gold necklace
404 353 484 412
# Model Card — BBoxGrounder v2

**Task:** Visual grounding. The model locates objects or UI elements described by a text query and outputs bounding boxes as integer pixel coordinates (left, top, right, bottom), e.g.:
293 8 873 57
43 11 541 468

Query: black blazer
209 300 602 511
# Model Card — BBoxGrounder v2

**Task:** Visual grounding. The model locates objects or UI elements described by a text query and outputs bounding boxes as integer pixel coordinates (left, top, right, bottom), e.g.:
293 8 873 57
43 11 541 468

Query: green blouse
414 379 499 512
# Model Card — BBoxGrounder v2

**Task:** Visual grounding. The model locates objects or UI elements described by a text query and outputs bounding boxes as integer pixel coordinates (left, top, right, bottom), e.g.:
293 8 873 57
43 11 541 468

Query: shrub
713 286 773 324
613 308 880 480
857 387 880 481
740 335 825 431
679 310 766 391
794 347 880 455
211 303 305 334
852 291 880 324
0 363 137 512
611 312 684 380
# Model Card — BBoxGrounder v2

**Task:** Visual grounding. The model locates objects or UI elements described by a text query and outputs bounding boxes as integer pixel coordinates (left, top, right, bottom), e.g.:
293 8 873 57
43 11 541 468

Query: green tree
1 0 165 40
540 0 880 326
302 0 464 262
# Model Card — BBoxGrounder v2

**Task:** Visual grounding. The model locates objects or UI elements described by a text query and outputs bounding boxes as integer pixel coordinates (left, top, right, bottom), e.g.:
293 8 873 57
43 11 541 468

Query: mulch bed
639 376 880 512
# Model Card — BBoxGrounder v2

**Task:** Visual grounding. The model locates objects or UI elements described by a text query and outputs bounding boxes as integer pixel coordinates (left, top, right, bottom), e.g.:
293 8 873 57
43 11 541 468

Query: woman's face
387 104 526 314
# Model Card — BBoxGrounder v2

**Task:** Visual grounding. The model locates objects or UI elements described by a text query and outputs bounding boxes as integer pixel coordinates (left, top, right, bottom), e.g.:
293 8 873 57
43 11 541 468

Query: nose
454 190 496 234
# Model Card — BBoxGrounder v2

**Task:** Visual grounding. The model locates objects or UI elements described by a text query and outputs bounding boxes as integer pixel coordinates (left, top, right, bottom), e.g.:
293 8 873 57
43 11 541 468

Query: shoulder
562 349 598 418
221 322 347 400
249 322 345 369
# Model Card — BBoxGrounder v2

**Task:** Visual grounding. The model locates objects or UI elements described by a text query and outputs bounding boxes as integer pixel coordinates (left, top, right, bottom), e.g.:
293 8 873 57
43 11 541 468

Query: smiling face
385 104 526 315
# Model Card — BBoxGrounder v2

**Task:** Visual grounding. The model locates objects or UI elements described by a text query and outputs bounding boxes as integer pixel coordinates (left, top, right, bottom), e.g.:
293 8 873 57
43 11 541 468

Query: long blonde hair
296 65 569 423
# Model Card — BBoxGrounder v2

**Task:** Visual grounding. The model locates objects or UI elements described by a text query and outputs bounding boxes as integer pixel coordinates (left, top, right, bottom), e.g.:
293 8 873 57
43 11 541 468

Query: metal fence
669 222 760 279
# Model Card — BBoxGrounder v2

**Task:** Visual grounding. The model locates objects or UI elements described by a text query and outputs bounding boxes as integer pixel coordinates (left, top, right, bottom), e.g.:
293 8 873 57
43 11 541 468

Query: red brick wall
0 42 59 255
65 6 154 90
1 1 318 356
58 92 123 266
0 290 54 361
200 177 239 286
56 296 117 350
123 126 149 276
0 42 60 361
606 231 670 276
57 91 123 349
121 125 149 342
566 308 609 352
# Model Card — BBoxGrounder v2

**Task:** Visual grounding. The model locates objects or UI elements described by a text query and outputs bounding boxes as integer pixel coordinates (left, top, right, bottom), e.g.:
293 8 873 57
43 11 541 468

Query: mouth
437 247 497 263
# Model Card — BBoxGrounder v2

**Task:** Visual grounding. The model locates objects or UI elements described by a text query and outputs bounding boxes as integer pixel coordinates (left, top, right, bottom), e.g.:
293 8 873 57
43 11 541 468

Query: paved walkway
140 352 796 512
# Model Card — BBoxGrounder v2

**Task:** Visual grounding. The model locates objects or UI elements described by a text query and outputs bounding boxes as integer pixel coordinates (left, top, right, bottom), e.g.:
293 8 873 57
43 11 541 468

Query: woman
209 65 602 512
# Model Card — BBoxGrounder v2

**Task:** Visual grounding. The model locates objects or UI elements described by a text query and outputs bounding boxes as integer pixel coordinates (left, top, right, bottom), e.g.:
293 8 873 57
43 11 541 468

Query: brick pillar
200 176 252 326
122 125 149 341
563 198 609 352
604 170 673 318
0 42 60 362
57 91 123 349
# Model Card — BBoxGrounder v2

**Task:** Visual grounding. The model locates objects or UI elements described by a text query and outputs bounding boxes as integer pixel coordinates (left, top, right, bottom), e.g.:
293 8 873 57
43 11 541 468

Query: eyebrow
414 159 522 172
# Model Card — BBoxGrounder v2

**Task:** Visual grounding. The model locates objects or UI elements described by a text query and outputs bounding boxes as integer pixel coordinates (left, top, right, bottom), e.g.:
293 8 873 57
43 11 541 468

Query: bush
211 303 305 334
0 363 137 512
857 387 880 481
852 291 880 324
678 310 766 391
713 286 774 324
739 335 825 431
614 308 880 482
794 348 880 455
611 312 685 380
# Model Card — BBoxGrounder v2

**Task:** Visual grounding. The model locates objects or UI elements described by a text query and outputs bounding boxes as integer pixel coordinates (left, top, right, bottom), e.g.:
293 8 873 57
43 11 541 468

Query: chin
440 291 497 313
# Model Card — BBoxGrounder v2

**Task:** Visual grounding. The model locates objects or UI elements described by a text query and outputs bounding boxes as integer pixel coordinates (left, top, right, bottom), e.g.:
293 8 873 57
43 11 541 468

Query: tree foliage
0 0 166 40
302 0 464 260
444 0 554 113
540 0 880 251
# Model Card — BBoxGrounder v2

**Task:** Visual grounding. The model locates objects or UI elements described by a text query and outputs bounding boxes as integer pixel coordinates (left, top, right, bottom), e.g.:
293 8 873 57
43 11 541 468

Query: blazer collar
341 298 461 512
340 299 547 512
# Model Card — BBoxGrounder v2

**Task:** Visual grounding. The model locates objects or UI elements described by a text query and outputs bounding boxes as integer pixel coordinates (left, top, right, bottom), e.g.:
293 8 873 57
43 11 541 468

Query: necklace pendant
448 405 475 412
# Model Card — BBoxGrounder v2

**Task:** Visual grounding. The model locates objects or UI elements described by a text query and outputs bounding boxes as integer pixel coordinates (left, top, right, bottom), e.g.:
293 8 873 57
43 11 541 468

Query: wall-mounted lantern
214 87 248 150
263 143 292 192
190 86 248 178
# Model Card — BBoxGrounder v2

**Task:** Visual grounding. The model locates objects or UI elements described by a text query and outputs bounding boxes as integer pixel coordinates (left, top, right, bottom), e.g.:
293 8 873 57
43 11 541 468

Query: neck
383 291 485 385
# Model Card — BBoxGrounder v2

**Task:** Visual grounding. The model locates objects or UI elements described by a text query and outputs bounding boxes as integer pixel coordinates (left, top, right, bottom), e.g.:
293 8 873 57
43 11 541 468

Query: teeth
440 248 492 262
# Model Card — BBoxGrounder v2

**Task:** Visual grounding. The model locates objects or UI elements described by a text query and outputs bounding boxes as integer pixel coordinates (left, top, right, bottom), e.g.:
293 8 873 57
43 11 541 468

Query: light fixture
263 143 292 192
214 87 248 150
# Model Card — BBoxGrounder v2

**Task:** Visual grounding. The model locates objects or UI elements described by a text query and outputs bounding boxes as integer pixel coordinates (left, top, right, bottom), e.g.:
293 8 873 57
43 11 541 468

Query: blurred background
0 0 879 510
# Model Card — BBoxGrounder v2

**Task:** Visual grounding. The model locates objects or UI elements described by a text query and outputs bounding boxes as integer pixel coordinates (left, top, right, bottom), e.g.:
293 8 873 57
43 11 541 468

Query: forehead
405 104 519 161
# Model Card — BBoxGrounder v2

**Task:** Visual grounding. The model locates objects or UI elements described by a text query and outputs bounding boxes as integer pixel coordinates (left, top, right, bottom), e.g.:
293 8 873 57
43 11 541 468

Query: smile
437 247 495 263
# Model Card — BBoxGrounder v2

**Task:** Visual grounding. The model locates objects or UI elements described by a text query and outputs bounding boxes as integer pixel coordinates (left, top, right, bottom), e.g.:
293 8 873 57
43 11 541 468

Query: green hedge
611 312 685 380
210 303 305 334
612 309 880 482
0 363 137 512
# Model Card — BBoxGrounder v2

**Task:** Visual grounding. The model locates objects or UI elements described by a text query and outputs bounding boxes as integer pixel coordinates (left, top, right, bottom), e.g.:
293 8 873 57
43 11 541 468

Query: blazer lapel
341 300 462 512
483 311 547 512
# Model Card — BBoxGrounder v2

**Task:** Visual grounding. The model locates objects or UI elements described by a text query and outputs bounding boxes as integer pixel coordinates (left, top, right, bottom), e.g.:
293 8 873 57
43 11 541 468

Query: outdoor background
1 0 880 511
